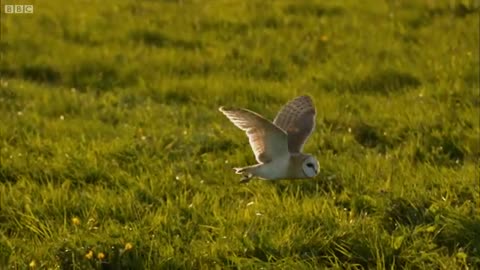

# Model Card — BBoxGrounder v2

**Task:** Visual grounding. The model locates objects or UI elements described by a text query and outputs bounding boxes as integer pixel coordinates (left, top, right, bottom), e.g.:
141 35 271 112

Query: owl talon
239 174 252 184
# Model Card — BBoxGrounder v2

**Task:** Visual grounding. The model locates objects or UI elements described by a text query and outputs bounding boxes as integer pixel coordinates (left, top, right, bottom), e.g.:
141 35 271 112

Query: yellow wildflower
97 252 105 260
85 250 93 260
124 242 133 251
71 217 80 225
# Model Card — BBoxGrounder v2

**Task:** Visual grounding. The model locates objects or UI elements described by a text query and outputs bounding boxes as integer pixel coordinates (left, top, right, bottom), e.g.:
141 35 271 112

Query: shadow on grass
22 64 62 84
322 118 403 153
197 138 238 155
0 64 62 85
0 66 16 79
270 172 345 199
0 61 136 91
382 197 433 233
412 124 466 167
163 88 193 104
0 165 18 184
149 86 206 105
196 20 248 35
323 69 421 95
240 229 394 269
71 60 137 91
351 122 393 151
0 240 12 267
283 3 343 17
408 2 479 29
434 213 480 266
131 30 203 50
245 58 289 81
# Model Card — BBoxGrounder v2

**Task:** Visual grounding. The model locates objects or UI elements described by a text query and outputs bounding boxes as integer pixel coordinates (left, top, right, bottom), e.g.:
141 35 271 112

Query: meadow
0 0 479 268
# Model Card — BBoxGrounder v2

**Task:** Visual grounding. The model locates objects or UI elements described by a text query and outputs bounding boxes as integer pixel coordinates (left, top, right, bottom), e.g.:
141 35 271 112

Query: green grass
1 0 479 268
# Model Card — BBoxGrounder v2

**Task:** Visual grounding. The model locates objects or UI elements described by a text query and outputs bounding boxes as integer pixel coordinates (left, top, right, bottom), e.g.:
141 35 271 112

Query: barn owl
219 95 319 183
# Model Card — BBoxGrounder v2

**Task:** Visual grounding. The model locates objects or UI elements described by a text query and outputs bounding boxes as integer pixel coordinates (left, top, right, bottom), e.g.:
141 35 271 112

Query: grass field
1 0 479 268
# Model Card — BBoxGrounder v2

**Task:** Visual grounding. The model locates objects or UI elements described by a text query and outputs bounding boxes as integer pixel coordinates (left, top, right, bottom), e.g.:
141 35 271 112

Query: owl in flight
219 95 319 183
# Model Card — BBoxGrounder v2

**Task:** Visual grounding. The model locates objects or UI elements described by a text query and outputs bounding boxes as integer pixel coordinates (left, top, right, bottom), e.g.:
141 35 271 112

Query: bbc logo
4 5 34 14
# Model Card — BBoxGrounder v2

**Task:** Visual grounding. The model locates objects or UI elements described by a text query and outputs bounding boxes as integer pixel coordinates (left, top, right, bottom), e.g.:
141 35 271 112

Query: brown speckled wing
273 96 316 153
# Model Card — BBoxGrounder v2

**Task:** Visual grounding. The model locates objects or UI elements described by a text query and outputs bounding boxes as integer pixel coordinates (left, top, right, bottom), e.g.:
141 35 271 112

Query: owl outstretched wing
273 95 316 153
219 107 289 163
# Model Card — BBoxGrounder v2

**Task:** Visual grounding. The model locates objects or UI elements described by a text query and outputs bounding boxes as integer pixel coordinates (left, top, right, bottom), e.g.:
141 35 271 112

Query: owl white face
302 156 319 178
